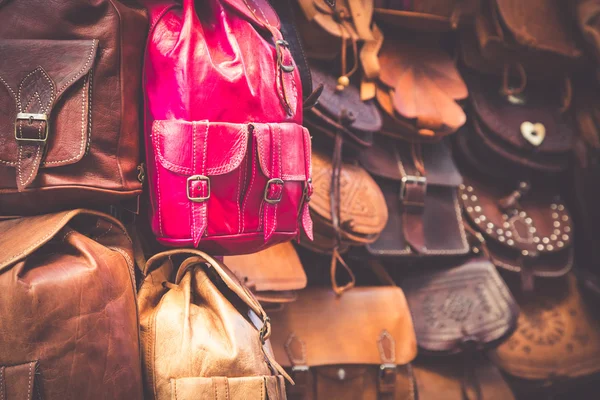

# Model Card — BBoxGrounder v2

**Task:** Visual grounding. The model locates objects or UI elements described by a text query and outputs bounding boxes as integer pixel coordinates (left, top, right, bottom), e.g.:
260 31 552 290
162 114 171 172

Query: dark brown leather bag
270 286 418 400
373 0 479 31
360 137 469 257
572 0 600 82
0 210 143 399
0 1 147 214
138 249 290 400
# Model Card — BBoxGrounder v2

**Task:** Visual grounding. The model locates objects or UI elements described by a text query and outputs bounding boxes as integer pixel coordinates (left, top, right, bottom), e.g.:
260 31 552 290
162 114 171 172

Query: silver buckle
275 40 295 73
14 113 49 143
186 175 210 203
264 178 284 204
399 175 427 201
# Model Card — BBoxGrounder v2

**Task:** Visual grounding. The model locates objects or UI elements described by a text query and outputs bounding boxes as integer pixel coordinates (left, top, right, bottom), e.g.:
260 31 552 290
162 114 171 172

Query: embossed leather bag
224 242 307 306
0 1 146 214
144 0 313 255
270 286 418 399
373 0 479 31
0 210 143 399
359 137 469 257
488 273 600 396
138 249 290 400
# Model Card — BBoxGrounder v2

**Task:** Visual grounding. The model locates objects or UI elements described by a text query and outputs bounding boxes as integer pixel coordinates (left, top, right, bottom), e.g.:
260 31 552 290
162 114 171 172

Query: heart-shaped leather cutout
520 121 546 147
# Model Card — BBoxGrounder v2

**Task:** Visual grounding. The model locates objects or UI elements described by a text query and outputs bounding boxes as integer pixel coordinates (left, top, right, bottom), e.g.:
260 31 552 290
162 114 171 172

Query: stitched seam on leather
61 230 76 243
0 366 4 400
241 133 257 233
173 379 177 400
191 122 197 240
155 130 192 175
421 192 469 255
57 40 97 95
243 0 271 28
155 126 164 236
225 378 230 400
18 67 54 113
0 75 17 102
93 222 114 240
201 123 208 236
86 69 93 154
213 379 217 400
237 159 242 234
28 361 33 400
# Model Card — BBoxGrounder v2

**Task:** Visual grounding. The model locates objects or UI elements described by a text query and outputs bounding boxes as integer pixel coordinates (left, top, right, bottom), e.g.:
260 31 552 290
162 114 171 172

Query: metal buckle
14 113 49 143
186 175 210 203
259 316 271 344
264 178 284 204
275 40 295 73
292 365 310 372
303 178 312 202
399 175 427 201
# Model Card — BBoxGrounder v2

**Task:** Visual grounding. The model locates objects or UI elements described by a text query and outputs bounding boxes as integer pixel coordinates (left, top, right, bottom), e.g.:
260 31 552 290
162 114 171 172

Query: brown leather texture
489 273 600 382
270 286 418 399
0 209 142 399
413 355 515 399
376 38 467 141
0 0 147 214
360 138 469 257
224 242 307 304
301 149 388 253
402 259 519 354
138 249 289 400
573 0 600 81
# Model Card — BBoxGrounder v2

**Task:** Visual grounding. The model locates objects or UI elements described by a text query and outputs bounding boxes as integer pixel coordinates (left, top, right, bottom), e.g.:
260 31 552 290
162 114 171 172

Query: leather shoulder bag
138 249 290 400
0 210 142 399
360 137 469 257
270 286 418 400
144 0 313 255
0 0 146 214
373 0 479 31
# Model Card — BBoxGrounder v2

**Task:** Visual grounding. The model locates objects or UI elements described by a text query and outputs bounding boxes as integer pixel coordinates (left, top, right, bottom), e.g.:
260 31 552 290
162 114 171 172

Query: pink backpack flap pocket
149 120 312 253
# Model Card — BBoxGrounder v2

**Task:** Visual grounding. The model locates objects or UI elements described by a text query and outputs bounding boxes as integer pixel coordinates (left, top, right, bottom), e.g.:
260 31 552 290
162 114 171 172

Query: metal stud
486 228 493 234
554 229 561 235
533 237 540 243
525 218 532 224
480 216 486 221
557 241 564 248
522 250 529 256
547 244 554 251
554 221 561 228
459 184 465 190
529 227 537 233
565 226 571 233
474 218 481 224
337 368 346 381
562 234 569 241
503 222 510 228
475 206 482 212
471 195 478 201
551 234 557 241
467 186 474 193
542 237 550 244
467 207 473 212
498 236 505 242
506 231 512 237
502 214 509 220
562 215 569 222
462 194 468 200
551 204 557 210
558 205 565 211
552 213 559 219
537 244 545 251
519 211 526 218
496 229 504 235
487 222 494 229
507 239 514 245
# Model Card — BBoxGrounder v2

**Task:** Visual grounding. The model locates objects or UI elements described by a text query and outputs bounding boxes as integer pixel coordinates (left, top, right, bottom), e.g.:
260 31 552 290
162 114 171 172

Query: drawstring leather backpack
143 0 313 255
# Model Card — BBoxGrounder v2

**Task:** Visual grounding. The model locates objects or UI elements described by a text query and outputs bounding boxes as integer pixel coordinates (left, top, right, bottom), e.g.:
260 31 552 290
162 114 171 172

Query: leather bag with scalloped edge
488 273 600 397
372 0 479 32
0 209 143 399
269 286 418 400
359 137 469 258
143 0 313 255
224 242 307 306
138 249 291 400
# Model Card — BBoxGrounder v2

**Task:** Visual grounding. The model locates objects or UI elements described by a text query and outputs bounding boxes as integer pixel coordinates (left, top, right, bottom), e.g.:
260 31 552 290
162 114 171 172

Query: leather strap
299 129 314 240
377 330 397 399
0 361 39 400
189 121 209 247
264 125 284 242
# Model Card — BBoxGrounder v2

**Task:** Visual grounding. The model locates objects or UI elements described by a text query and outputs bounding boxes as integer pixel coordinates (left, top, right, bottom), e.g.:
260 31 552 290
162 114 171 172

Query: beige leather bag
138 249 290 400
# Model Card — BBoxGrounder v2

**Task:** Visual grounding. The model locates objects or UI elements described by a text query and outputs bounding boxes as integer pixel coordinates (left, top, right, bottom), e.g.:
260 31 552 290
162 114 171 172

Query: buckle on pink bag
186 175 211 203
264 178 284 204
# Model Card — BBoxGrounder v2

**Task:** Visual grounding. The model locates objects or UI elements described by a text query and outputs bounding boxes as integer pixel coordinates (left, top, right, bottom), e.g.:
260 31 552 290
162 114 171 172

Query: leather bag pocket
170 375 286 400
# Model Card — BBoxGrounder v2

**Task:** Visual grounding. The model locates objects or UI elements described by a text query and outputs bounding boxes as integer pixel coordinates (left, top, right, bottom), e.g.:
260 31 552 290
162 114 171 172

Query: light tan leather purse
270 286 418 399
138 249 290 400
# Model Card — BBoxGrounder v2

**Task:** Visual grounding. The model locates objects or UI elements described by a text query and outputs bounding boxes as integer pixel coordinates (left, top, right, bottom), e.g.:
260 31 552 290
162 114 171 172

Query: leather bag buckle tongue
400 175 427 207
264 178 284 204
275 40 295 73
14 113 49 142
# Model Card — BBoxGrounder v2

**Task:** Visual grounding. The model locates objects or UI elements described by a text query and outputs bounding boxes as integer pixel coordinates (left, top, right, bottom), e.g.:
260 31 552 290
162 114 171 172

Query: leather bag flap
0 209 125 273
152 120 248 177
255 123 311 181
270 287 417 367
0 39 97 166
402 260 519 354
171 375 285 400
220 0 281 31
224 242 307 292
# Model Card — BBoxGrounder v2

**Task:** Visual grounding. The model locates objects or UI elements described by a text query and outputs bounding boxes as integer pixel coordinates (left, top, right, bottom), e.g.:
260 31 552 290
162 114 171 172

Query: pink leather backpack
143 0 313 255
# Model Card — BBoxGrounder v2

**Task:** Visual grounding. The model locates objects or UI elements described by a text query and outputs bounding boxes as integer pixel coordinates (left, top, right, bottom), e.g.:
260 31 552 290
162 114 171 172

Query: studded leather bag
138 249 290 400
0 1 146 214
144 0 313 255
359 137 469 258
269 286 418 400
0 210 143 399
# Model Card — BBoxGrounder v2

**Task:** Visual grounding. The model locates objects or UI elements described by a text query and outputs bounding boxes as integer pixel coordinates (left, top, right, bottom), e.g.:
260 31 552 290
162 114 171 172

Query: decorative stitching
57 40 97 95
242 0 272 28
155 123 164 236
191 122 197 241
61 229 76 243
241 130 257 233
93 223 113 241
0 74 17 102
86 68 93 155
237 155 242 234
284 333 307 365
0 366 4 400
27 361 34 400
377 330 396 363
18 67 55 113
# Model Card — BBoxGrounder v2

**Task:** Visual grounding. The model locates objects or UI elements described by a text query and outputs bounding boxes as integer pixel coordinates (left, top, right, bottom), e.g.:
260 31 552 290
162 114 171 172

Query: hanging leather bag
144 0 313 255
373 0 479 31
138 249 290 400
0 0 146 214
0 210 143 399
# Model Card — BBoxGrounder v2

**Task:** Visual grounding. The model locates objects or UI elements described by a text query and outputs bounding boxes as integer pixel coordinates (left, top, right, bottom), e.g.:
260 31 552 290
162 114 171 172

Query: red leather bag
143 0 313 255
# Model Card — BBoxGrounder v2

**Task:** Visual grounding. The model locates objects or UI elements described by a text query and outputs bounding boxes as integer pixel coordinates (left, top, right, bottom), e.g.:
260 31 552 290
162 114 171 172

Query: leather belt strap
264 124 284 242
377 330 397 399
189 121 210 247
0 361 39 400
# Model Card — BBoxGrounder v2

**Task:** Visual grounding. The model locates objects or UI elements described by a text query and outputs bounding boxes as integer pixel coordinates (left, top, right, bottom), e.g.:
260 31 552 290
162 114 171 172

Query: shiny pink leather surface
143 0 313 255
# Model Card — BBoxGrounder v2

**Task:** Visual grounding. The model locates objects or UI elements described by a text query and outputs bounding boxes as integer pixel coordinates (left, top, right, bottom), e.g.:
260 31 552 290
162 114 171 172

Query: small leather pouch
375 38 467 142
401 259 519 355
373 0 479 32
457 70 575 180
270 286 418 400
359 137 469 257
459 171 574 291
488 273 600 394
224 242 307 305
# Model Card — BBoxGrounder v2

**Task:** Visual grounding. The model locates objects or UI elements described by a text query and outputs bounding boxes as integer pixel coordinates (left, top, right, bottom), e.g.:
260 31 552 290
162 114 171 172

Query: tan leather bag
270 286 418 399
138 249 290 400
0 210 143 399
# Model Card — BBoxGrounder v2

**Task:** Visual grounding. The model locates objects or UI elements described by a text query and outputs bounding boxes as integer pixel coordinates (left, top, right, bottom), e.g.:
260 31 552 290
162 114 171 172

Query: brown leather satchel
359 137 469 257
0 210 143 399
138 249 289 400
0 1 146 214
401 259 519 354
459 170 574 290
224 242 307 306
375 38 468 142
270 286 418 399
488 273 600 396
373 0 479 31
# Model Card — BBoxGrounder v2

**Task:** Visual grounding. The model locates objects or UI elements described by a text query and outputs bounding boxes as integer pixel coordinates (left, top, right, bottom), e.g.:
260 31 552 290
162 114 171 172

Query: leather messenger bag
270 286 418 400
0 0 147 214
138 249 290 400
0 210 143 399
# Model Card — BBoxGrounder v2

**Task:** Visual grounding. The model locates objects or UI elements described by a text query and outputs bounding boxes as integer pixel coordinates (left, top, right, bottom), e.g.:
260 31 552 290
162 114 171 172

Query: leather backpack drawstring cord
336 7 359 91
